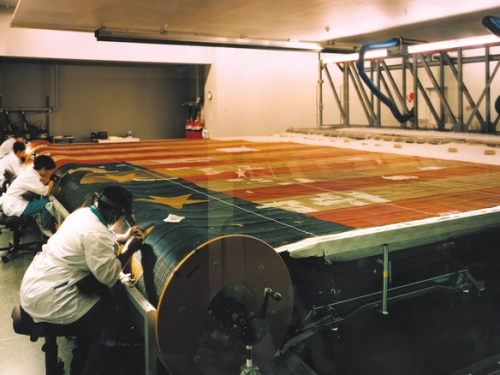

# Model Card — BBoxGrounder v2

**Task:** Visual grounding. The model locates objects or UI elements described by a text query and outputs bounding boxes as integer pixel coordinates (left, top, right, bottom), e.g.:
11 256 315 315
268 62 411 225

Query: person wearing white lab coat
0 133 24 159
1 154 56 236
0 141 26 187
20 185 144 375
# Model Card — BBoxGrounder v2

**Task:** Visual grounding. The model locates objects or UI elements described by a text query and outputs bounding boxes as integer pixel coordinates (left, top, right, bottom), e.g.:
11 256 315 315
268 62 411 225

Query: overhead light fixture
95 28 325 52
408 34 500 54
322 49 388 64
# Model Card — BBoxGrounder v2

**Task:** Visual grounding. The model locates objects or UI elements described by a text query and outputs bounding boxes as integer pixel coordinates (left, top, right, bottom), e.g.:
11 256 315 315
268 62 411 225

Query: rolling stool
11 304 80 375
0 212 44 263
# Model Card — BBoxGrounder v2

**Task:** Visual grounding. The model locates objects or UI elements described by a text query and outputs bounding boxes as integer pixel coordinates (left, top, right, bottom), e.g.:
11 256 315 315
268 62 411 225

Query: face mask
107 211 131 234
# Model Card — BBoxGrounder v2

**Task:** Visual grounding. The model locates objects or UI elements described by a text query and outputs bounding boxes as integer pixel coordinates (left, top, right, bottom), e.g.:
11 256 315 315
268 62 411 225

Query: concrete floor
0 223 73 375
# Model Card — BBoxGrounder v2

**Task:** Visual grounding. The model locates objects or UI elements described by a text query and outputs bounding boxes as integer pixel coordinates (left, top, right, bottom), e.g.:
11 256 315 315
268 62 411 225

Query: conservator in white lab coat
1 155 57 236
20 185 144 375
0 141 26 186
0 133 24 159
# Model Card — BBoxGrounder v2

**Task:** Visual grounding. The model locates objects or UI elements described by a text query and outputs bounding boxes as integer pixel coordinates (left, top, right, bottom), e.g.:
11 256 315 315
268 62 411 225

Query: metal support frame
417 53 458 130
351 61 377 126
118 281 158 375
279 245 484 354
321 63 347 125
318 42 500 132
381 244 389 315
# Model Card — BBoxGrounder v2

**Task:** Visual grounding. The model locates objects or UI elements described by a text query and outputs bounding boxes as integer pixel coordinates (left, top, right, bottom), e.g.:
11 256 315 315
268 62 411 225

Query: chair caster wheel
2 256 9 263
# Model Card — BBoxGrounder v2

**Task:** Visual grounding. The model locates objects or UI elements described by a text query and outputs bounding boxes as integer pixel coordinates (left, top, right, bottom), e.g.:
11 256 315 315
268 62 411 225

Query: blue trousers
68 295 144 375
22 198 53 229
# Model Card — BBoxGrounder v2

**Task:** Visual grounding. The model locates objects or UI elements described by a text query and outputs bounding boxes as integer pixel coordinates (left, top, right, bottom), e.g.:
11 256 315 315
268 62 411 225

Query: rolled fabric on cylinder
51 161 311 375
149 234 294 374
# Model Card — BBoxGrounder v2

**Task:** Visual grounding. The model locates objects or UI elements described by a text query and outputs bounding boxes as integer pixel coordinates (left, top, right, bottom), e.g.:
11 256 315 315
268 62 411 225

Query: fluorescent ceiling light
95 28 324 52
408 34 500 53
322 49 388 64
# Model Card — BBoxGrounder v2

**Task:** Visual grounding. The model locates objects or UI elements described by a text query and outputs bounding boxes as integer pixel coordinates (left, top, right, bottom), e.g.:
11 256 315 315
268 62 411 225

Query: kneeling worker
1 154 57 236
20 185 144 375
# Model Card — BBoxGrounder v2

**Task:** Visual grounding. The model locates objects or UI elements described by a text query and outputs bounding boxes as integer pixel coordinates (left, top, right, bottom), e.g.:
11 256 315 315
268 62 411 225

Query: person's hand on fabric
117 231 143 267
116 225 143 243
50 173 61 182
128 226 143 238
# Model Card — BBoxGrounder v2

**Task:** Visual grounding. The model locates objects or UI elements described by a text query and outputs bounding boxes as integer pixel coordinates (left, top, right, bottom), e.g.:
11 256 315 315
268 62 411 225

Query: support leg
42 336 64 375
240 345 261 375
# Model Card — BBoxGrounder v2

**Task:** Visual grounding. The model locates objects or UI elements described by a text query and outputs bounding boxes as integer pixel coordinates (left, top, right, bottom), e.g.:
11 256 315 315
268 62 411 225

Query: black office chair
0 176 45 263
0 212 44 263
2 170 13 193
0 170 14 236
11 304 80 375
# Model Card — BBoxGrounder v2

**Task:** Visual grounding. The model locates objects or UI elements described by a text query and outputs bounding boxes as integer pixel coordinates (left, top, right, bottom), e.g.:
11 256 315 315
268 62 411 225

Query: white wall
204 48 319 137
0 9 321 139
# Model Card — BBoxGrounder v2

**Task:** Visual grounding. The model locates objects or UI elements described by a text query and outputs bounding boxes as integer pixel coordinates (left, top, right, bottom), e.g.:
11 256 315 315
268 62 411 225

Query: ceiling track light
94 28 330 52
407 35 500 54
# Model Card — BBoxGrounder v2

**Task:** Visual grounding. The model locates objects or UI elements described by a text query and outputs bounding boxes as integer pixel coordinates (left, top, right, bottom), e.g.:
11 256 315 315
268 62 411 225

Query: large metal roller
152 235 294 374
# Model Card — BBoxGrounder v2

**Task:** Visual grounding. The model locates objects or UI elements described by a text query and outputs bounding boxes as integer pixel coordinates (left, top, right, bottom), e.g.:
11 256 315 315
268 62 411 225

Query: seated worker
0 132 25 159
0 141 26 188
20 185 144 375
1 155 57 237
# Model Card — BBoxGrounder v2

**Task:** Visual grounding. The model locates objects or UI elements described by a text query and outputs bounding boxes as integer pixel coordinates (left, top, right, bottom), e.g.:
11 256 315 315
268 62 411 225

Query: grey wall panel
0 58 207 142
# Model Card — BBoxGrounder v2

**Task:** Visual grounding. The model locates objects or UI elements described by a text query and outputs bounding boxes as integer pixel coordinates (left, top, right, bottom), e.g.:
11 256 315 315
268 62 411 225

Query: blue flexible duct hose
482 15 500 37
483 16 500 116
356 38 414 123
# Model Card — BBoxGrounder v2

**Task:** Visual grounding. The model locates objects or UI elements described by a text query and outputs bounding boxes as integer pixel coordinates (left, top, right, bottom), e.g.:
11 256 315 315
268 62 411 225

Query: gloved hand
50 173 61 182
116 226 143 244
128 226 143 239
118 234 143 267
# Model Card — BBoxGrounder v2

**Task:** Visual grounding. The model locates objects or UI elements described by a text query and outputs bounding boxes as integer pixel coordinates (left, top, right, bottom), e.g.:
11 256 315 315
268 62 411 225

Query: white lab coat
0 151 23 179
20 207 122 324
1 166 49 217
0 138 16 158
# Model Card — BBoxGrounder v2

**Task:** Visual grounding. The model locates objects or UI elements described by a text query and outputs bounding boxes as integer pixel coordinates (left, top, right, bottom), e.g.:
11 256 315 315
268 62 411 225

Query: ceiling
3 0 500 52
